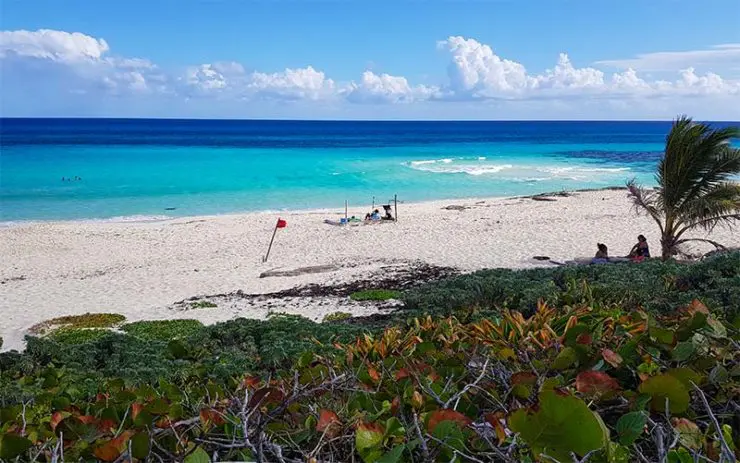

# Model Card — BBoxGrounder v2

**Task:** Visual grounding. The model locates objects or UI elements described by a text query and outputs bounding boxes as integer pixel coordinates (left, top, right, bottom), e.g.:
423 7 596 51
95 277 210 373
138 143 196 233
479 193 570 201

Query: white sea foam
85 215 173 224
410 163 514 175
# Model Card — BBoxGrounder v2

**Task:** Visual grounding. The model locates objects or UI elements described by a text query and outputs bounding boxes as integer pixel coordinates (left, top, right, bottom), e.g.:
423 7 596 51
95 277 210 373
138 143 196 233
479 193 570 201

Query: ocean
0 118 732 222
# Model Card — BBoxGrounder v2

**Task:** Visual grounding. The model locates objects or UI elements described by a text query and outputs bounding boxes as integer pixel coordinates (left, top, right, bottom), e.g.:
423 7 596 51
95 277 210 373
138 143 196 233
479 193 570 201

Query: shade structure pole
394 194 398 222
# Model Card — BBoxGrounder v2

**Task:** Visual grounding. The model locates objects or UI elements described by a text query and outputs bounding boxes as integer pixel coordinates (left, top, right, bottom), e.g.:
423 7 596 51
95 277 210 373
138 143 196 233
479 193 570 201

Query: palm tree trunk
661 235 675 260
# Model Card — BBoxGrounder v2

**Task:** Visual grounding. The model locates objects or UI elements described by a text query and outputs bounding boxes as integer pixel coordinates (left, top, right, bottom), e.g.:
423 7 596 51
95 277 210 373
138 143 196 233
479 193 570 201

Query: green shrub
29 313 126 335
1 300 736 462
350 289 401 301
189 300 218 309
323 311 352 322
121 319 203 341
403 252 740 319
49 328 111 345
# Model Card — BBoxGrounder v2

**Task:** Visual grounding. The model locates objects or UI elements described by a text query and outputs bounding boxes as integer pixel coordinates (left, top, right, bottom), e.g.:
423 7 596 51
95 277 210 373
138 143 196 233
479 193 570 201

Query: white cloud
434 36 740 101
534 54 605 89
596 44 740 74
0 29 109 61
345 71 437 103
0 29 738 118
247 66 335 100
437 36 532 98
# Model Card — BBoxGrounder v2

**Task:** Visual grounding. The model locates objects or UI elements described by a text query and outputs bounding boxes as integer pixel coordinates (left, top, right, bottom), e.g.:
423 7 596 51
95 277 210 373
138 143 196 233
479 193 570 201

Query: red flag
276 218 287 228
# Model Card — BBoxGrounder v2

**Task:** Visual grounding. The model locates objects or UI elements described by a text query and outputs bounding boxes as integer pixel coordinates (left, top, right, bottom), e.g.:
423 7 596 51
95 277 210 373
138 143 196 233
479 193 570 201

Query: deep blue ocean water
1 119 735 222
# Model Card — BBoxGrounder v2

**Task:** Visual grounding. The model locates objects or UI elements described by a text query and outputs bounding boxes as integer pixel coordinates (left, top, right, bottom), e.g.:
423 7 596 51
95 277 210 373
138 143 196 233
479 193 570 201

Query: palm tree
627 115 740 260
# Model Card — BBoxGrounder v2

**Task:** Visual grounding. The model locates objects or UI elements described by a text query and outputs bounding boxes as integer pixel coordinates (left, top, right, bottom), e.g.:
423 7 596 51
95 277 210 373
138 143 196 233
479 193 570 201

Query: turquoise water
0 119 699 222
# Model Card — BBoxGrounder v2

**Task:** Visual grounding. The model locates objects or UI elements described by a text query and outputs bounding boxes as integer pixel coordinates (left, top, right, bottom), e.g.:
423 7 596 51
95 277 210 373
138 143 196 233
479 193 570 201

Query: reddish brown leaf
243 376 260 389
510 372 537 386
602 349 623 368
155 417 172 429
367 367 381 383
199 408 226 426
97 419 118 434
316 409 341 438
78 415 95 425
576 333 593 345
394 368 410 380
576 371 620 396
390 396 401 415
485 412 507 444
131 402 144 420
248 387 285 408
687 299 709 315
427 409 472 432
50 412 66 432
92 431 134 462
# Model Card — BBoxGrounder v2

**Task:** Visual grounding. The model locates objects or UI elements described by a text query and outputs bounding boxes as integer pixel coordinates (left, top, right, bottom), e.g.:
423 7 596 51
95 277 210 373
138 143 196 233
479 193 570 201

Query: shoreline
0 185 632 228
2 187 736 352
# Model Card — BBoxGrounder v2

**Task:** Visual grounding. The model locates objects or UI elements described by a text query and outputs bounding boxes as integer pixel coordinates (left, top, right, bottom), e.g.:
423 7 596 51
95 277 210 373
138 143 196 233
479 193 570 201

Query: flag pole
263 219 280 263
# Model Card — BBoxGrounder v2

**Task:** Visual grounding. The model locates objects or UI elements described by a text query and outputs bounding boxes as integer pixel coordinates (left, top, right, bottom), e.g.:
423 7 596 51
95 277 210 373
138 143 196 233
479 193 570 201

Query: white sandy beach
1 188 738 351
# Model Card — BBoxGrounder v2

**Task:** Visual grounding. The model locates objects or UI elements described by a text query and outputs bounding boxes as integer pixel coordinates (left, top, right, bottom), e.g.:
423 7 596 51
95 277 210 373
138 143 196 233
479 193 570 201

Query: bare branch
691 382 736 463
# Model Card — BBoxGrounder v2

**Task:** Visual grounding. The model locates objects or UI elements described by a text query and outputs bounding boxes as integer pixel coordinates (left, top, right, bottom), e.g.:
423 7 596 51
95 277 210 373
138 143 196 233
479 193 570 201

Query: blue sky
1 0 739 119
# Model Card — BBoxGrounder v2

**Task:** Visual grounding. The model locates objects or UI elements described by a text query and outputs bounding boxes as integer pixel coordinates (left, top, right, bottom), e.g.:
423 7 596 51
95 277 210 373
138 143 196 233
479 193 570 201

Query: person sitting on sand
370 209 381 221
628 235 650 259
592 243 609 264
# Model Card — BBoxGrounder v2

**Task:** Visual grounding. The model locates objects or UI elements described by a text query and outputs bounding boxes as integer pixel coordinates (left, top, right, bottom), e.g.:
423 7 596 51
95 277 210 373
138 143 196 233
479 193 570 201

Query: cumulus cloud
248 66 335 100
0 28 738 118
437 36 531 98
0 29 163 96
435 36 740 101
345 71 437 103
0 29 109 61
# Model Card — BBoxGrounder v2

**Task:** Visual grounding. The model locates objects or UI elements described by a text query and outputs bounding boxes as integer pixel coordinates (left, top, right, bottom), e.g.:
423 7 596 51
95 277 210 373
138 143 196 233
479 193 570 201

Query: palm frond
661 117 740 211
678 144 740 208
674 182 740 236
626 179 664 234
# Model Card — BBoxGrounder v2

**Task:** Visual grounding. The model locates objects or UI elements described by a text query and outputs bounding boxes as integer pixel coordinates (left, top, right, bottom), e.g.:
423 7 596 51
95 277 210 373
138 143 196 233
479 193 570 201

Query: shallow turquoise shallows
2 119 735 222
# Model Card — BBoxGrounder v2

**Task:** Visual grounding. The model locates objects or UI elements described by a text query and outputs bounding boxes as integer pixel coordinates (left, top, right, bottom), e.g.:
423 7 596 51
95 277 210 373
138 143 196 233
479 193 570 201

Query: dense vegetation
1 254 739 462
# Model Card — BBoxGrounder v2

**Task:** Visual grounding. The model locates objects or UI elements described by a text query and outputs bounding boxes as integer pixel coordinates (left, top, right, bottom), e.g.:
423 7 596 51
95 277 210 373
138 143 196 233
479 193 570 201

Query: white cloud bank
1 29 739 119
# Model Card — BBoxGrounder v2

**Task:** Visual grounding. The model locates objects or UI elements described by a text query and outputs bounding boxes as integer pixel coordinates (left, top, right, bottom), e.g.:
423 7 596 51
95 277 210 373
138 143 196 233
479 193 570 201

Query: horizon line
2 116 739 123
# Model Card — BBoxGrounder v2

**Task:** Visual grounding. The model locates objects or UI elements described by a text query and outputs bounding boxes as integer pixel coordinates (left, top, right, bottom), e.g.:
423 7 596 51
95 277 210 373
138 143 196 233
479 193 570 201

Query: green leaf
708 365 729 385
184 446 211 463
417 342 435 354
297 351 314 369
508 390 609 462
384 417 405 438
147 398 170 415
130 433 150 460
615 411 647 445
552 347 578 370
666 368 703 388
167 340 189 359
649 325 676 346
638 374 690 414
356 422 385 451
0 434 32 459
671 342 695 362
667 448 693 463
705 317 727 338
377 445 406 463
